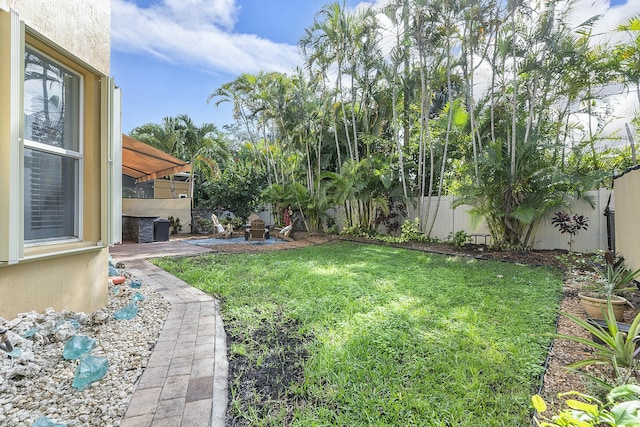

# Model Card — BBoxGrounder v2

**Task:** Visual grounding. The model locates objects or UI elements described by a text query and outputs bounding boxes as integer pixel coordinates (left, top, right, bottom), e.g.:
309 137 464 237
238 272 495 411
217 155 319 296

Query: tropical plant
399 217 427 243
532 384 640 427
551 212 590 252
130 117 181 156
208 0 623 248
552 300 640 383
590 256 640 300
449 230 471 248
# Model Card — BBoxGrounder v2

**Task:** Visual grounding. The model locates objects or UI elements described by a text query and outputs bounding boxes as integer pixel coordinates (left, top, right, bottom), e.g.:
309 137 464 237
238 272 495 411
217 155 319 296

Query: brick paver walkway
111 242 227 427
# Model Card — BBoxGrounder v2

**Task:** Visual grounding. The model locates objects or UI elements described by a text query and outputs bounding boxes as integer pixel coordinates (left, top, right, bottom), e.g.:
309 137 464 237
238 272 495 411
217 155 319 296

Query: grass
152 241 564 426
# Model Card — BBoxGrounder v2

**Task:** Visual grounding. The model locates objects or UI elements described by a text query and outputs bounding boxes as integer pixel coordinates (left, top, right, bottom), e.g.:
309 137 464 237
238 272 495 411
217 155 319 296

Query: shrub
399 218 427 242
551 212 589 252
449 230 471 248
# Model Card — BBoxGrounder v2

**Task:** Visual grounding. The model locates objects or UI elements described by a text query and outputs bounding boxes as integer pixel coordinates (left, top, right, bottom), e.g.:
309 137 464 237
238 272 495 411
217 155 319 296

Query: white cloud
111 0 301 76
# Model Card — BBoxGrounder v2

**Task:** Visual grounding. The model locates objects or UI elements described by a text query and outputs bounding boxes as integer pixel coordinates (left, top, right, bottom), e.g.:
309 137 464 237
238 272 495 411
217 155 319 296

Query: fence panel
407 189 613 253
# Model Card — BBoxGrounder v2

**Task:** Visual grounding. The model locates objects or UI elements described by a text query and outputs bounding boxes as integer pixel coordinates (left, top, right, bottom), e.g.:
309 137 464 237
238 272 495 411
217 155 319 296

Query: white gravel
0 270 170 427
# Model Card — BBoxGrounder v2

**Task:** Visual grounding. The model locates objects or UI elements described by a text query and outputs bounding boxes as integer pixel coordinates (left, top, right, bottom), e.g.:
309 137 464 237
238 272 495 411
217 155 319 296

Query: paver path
110 243 227 427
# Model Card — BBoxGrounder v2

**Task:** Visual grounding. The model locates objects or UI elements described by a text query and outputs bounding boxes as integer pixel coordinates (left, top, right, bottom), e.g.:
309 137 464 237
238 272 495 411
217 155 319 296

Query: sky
111 0 635 135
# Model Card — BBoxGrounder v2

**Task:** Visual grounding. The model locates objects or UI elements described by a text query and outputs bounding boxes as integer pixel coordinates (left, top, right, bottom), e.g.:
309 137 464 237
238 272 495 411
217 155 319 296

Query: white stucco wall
0 0 110 74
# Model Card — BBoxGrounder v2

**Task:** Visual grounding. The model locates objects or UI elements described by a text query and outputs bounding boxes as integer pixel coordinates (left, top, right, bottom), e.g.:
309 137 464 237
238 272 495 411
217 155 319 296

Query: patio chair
274 217 298 242
211 214 227 237
249 218 267 241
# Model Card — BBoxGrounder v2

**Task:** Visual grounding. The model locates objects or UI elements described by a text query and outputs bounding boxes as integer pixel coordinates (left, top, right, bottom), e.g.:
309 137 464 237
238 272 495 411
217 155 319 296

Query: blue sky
111 0 363 133
111 0 633 134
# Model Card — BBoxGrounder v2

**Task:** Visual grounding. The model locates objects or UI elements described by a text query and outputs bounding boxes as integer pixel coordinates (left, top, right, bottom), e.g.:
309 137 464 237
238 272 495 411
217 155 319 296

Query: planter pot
579 293 628 322
586 318 631 345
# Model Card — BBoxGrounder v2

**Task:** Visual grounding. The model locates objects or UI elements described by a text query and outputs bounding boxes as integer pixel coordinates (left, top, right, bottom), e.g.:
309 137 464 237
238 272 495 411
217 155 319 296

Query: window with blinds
23 47 81 242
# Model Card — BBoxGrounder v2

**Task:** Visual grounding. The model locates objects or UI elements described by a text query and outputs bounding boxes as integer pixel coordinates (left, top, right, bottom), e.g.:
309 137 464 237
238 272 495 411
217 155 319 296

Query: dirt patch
225 310 310 426
183 232 637 422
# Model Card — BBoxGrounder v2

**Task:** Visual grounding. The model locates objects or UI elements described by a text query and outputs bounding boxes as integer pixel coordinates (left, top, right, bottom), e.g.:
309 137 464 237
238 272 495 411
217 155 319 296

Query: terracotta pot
579 293 628 322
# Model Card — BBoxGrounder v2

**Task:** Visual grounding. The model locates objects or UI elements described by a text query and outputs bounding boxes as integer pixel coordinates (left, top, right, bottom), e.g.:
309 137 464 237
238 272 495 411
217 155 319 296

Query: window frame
22 44 85 247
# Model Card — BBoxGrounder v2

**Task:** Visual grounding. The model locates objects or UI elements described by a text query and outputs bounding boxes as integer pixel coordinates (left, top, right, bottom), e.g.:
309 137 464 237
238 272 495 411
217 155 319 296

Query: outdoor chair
211 214 228 238
249 219 267 241
273 217 298 242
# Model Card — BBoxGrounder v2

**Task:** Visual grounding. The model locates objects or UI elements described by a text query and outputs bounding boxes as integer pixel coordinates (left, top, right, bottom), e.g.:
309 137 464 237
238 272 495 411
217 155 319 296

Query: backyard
154 239 567 426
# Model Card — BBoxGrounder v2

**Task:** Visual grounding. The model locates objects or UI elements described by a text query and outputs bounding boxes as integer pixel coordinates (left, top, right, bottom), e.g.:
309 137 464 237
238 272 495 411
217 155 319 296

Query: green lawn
153 241 564 426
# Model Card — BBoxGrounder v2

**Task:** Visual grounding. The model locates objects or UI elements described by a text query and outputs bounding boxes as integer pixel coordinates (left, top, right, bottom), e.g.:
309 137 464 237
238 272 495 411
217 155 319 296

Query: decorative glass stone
114 302 139 321
63 335 96 360
72 355 108 391
33 416 67 427
132 292 145 302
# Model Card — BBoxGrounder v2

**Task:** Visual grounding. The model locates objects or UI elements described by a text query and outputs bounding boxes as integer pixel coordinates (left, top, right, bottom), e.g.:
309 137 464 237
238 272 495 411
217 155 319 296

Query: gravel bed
0 271 169 427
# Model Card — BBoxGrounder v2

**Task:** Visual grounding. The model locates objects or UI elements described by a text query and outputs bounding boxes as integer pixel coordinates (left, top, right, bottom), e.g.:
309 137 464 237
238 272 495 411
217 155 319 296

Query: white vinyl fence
406 188 613 253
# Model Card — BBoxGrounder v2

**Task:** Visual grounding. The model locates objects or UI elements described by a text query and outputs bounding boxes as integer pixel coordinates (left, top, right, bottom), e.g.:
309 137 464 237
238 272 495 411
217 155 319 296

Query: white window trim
23 45 84 247
7 9 22 264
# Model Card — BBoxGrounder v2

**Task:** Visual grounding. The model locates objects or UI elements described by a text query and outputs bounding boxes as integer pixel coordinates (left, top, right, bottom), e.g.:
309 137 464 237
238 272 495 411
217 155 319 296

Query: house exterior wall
0 2 113 319
0 0 110 74
613 168 640 271
0 250 108 318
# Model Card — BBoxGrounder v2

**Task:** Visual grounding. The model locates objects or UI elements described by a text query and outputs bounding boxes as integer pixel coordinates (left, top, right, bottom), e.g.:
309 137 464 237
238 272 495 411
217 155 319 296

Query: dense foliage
205 3 638 247
131 4 640 248
198 158 267 221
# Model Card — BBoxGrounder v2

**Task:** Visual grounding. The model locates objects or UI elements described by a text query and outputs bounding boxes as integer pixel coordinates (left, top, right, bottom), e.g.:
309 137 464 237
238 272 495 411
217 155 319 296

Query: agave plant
552 300 640 382
593 258 640 300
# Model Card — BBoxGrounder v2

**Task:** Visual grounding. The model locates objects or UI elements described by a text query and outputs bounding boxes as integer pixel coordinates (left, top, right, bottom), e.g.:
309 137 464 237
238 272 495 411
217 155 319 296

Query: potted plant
579 254 640 321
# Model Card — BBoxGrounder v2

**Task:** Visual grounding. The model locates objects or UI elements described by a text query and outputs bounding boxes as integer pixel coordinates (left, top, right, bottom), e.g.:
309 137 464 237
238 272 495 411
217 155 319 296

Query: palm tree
613 14 640 160
131 117 181 156
173 115 229 206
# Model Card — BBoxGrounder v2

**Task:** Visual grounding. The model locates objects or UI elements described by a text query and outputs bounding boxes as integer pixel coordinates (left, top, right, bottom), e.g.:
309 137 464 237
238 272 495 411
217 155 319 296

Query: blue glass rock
114 302 138 321
63 335 96 360
72 355 108 391
33 416 67 427
129 279 142 289
68 318 81 330
131 292 145 302
108 266 119 277
22 326 39 338
7 348 22 358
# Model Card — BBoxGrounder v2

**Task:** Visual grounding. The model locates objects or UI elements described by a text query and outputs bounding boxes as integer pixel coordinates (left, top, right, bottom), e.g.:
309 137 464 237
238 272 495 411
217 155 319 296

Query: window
23 47 82 242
